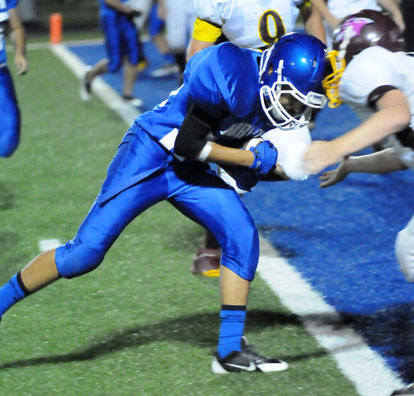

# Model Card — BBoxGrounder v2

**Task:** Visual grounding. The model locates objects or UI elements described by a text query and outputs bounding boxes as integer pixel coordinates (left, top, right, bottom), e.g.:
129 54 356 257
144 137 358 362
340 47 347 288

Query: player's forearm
344 148 407 174
205 142 255 168
309 0 338 30
8 9 25 57
186 38 212 61
332 106 411 158
303 3 327 44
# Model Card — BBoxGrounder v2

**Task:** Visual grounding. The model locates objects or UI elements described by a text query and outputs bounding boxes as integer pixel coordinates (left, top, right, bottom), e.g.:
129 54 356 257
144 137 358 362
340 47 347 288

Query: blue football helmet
259 32 328 129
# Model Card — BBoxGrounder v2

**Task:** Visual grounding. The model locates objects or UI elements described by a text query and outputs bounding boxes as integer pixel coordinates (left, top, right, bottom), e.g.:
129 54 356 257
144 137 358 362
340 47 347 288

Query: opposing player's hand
319 160 348 188
14 53 28 75
303 140 342 175
249 141 278 176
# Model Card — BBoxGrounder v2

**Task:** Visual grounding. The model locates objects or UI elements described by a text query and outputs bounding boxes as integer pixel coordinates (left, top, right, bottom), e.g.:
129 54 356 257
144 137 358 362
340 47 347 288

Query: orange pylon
50 13 62 44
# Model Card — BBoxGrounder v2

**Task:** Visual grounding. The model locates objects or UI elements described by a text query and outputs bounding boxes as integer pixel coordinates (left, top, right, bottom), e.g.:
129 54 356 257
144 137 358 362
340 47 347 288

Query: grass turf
0 48 360 396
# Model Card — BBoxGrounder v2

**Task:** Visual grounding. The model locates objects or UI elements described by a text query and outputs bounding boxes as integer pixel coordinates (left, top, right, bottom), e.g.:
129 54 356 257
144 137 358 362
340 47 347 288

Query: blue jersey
136 42 272 155
98 0 128 17
0 0 18 65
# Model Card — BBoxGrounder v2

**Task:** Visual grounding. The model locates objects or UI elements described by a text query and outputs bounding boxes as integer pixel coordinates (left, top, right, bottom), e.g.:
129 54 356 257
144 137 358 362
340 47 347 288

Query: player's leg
164 0 190 83
192 165 251 277
169 166 288 373
121 18 143 106
80 15 121 101
192 230 221 277
0 66 20 157
149 3 178 78
0 130 169 320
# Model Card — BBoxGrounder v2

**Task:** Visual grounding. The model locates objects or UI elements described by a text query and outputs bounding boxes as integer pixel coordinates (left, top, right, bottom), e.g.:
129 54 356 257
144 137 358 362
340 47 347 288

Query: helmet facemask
259 58 327 130
323 50 346 108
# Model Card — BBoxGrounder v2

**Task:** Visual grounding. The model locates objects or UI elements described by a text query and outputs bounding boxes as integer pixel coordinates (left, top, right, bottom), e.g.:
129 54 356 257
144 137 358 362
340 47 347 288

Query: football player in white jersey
157 0 196 81
303 12 413 394
303 15 414 393
187 0 326 59
187 0 327 277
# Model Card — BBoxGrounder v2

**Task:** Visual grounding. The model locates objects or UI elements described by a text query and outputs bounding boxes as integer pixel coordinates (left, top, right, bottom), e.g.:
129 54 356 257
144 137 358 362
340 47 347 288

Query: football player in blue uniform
187 0 326 277
80 0 146 107
0 0 27 157
0 33 327 373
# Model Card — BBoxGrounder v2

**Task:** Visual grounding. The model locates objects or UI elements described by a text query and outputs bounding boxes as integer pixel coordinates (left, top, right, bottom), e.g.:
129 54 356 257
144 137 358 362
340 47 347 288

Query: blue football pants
101 14 140 72
56 129 260 281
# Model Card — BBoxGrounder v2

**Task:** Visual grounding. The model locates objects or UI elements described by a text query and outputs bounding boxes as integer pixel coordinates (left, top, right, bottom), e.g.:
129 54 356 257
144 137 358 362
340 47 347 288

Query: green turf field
0 48 360 396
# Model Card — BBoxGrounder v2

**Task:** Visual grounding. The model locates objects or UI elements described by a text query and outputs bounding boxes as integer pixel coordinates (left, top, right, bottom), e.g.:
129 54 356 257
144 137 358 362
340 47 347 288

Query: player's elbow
398 106 412 129
174 133 207 159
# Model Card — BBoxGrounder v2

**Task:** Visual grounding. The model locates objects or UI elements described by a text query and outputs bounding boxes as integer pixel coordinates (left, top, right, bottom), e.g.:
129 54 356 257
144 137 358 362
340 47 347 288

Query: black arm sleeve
174 104 221 159
367 85 398 110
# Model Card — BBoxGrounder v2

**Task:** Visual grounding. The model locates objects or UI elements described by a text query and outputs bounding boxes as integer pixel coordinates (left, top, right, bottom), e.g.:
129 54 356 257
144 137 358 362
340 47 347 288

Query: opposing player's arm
8 7 27 75
304 89 411 174
186 18 222 61
335 89 411 157
300 0 326 44
319 148 407 188
310 0 341 30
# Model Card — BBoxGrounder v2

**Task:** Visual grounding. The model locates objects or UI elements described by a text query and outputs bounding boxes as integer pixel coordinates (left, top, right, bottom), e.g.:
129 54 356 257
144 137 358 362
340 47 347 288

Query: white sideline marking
50 40 404 396
49 44 140 125
258 237 404 396
7 35 151 52
38 239 62 252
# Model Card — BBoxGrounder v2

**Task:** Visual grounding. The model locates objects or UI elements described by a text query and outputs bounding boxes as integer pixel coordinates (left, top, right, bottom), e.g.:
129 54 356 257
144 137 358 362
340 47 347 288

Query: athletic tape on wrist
197 141 213 162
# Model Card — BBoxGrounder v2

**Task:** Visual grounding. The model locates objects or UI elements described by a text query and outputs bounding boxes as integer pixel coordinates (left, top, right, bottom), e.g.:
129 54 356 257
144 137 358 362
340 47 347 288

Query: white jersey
324 0 381 46
193 0 307 48
327 0 380 19
127 0 152 30
340 46 414 168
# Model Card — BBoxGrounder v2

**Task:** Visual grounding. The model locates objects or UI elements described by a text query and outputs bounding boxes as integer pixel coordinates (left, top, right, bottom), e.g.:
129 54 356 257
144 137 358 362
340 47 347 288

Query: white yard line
49 44 140 125
7 36 151 52
50 40 404 396
258 238 404 396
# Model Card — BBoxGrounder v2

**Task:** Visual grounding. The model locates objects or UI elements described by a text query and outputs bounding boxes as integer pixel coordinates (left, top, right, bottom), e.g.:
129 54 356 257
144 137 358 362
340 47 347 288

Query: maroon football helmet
332 9 405 64
323 9 405 108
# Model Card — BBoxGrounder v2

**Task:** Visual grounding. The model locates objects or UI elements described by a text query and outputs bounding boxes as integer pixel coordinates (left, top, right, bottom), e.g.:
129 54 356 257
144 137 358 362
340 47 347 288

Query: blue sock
0 273 28 318
217 305 246 359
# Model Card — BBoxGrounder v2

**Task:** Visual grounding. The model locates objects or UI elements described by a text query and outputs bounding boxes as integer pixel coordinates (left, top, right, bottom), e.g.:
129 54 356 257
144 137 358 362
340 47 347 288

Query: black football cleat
391 384 414 395
211 337 289 373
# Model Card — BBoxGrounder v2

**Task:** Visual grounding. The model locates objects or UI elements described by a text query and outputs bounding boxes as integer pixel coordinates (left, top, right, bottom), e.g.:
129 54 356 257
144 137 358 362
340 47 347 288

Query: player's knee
395 227 414 282
56 241 106 279
221 226 260 280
